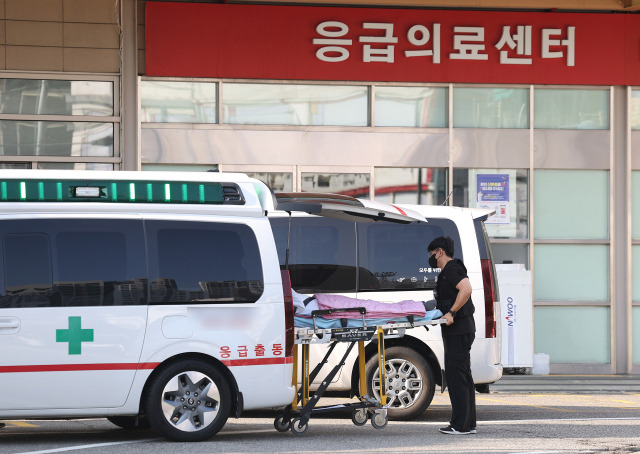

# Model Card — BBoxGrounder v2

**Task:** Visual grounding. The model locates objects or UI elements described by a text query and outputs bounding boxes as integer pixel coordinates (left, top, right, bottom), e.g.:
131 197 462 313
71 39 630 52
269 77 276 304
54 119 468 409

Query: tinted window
57 232 127 282
357 219 462 291
269 216 356 293
0 219 146 308
3 234 53 306
146 221 263 304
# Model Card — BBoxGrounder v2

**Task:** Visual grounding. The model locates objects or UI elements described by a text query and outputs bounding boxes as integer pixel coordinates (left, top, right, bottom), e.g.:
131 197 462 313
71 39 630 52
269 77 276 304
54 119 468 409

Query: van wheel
145 359 231 442
106 415 150 430
365 346 435 421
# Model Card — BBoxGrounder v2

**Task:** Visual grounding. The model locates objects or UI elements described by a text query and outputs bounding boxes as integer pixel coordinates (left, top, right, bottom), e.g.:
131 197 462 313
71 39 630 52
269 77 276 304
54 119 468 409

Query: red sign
145 3 640 86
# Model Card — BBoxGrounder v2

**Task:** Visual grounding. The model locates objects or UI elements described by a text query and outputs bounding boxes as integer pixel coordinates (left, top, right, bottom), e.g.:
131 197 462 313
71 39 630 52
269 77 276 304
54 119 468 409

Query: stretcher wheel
370 413 388 429
351 408 368 426
290 417 308 435
274 415 291 432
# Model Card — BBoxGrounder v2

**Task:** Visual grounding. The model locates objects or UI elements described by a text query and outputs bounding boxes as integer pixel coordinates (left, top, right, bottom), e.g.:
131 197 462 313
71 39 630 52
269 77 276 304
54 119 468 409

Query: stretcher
274 307 446 435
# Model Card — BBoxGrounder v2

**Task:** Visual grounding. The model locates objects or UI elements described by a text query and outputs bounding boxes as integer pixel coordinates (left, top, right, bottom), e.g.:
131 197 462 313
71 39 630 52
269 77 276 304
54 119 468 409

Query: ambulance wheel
274 415 291 432
351 408 368 426
145 359 231 442
106 415 150 430
371 412 388 429
290 417 308 435
365 346 435 420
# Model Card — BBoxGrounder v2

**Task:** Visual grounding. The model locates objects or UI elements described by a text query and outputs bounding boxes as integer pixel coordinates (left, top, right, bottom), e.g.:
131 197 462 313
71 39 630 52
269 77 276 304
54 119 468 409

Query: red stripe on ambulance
0 357 291 373
223 357 293 367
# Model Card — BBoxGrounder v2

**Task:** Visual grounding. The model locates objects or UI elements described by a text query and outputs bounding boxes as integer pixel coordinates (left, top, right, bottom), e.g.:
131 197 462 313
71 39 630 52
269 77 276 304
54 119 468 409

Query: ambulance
0 170 421 441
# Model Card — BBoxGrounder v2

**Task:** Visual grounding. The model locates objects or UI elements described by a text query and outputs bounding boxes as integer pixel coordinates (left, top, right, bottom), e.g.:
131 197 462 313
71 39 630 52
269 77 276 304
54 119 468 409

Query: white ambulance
0 170 421 441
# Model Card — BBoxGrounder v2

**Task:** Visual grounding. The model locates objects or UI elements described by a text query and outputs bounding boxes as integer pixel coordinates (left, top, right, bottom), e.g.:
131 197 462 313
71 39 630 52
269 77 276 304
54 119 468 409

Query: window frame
0 73 120 168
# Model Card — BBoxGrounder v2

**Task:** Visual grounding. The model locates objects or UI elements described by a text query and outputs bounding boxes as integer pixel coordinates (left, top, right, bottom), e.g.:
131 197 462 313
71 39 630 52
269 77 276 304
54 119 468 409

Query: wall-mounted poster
476 173 510 225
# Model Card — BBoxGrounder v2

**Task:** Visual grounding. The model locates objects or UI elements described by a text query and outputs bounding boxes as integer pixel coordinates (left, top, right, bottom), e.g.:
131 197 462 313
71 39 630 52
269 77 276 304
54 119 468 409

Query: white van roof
0 169 272 217
0 171 425 224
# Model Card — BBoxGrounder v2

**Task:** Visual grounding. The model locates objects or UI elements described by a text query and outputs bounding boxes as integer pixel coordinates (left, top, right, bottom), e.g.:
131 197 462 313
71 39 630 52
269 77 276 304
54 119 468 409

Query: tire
370 412 388 429
274 415 291 432
145 359 231 442
106 415 150 430
365 346 435 421
351 408 368 426
290 417 308 436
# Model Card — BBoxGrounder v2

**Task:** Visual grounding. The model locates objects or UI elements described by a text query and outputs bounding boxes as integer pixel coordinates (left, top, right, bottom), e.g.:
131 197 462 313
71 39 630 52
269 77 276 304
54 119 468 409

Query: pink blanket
314 294 426 319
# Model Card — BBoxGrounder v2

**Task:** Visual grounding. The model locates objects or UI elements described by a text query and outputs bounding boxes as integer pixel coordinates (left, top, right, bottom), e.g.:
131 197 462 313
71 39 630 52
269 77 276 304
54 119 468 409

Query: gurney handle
311 307 367 317
311 307 367 331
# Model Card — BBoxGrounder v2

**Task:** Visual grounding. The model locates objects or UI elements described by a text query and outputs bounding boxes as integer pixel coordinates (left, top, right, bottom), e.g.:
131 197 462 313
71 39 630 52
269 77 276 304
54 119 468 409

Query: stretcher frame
274 307 446 435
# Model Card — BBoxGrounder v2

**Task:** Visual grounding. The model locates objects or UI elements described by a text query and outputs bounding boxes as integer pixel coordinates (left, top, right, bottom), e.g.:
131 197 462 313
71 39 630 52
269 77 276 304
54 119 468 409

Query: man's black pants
443 332 476 432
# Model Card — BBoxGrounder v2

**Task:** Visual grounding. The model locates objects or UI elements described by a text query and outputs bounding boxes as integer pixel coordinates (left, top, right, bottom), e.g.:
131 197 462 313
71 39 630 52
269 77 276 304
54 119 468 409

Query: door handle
0 317 20 333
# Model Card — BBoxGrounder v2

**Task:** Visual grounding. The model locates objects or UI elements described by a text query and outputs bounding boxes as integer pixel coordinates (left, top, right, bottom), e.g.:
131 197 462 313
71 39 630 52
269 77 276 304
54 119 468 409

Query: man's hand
441 312 454 326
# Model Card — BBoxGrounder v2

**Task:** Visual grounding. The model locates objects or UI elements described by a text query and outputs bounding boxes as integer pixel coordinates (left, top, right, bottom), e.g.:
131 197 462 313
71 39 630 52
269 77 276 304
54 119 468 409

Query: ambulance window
1 234 53 308
0 219 147 308
55 222 147 306
269 217 356 294
57 232 127 282
146 221 264 304
357 219 462 292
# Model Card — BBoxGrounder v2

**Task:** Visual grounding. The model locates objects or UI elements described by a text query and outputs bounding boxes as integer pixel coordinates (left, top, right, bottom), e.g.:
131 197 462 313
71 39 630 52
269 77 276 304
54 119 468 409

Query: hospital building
0 0 639 375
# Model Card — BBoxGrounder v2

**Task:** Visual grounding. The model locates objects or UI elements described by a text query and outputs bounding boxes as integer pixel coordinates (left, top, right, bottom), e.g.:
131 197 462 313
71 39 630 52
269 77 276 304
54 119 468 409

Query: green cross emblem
56 316 94 355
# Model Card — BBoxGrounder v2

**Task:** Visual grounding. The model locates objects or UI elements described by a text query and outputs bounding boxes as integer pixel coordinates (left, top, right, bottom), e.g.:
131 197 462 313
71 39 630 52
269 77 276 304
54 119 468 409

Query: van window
146 221 264 304
270 217 356 293
0 219 147 308
3 233 53 307
357 219 462 291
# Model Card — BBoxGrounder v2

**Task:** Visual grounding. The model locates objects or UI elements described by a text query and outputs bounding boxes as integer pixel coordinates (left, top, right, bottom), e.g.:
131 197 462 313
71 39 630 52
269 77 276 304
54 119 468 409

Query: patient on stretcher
292 289 442 329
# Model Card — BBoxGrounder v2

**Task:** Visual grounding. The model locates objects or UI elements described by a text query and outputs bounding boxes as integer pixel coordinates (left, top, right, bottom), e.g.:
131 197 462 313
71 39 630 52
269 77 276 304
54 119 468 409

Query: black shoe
439 425 470 435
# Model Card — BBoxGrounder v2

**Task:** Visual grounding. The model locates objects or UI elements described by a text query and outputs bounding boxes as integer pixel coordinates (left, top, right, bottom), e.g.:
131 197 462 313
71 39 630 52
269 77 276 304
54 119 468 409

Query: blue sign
477 174 509 202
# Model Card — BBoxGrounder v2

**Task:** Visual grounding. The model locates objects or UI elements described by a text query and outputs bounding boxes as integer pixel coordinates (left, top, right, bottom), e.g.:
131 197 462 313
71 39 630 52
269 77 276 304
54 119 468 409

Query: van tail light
481 259 497 338
281 270 295 358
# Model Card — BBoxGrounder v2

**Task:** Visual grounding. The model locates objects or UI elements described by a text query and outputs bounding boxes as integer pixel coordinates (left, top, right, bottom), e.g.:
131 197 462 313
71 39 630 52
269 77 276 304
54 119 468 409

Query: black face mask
428 252 438 269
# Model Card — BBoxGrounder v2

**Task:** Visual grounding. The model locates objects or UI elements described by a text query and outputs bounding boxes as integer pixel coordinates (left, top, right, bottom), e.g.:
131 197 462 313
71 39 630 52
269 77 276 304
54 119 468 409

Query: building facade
1 0 640 374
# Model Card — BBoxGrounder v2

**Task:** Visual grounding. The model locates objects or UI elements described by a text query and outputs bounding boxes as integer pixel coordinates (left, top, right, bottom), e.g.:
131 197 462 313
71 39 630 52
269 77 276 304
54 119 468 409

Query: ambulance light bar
0 179 227 204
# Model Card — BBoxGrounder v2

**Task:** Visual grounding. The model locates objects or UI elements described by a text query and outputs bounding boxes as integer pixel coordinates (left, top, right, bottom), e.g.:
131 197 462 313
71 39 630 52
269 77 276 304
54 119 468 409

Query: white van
269 202 502 420
0 170 423 441
0 170 295 441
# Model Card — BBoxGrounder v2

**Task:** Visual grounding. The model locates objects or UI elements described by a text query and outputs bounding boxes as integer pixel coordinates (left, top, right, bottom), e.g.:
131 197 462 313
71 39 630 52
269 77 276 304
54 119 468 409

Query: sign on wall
145 3 640 85
470 170 519 238
476 173 510 225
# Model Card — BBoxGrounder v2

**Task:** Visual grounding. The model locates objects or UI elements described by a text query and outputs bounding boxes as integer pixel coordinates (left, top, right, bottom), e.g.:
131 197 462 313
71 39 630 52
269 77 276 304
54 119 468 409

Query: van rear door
275 193 426 224
472 212 500 339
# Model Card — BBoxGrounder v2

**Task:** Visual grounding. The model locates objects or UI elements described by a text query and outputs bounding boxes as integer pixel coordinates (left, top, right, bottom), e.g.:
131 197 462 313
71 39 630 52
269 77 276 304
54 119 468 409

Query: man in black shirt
428 236 476 435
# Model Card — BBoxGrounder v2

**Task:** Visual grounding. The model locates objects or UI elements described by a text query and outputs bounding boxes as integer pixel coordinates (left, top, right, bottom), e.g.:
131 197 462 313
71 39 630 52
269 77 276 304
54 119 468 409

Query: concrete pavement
490 374 640 394
2 393 640 454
